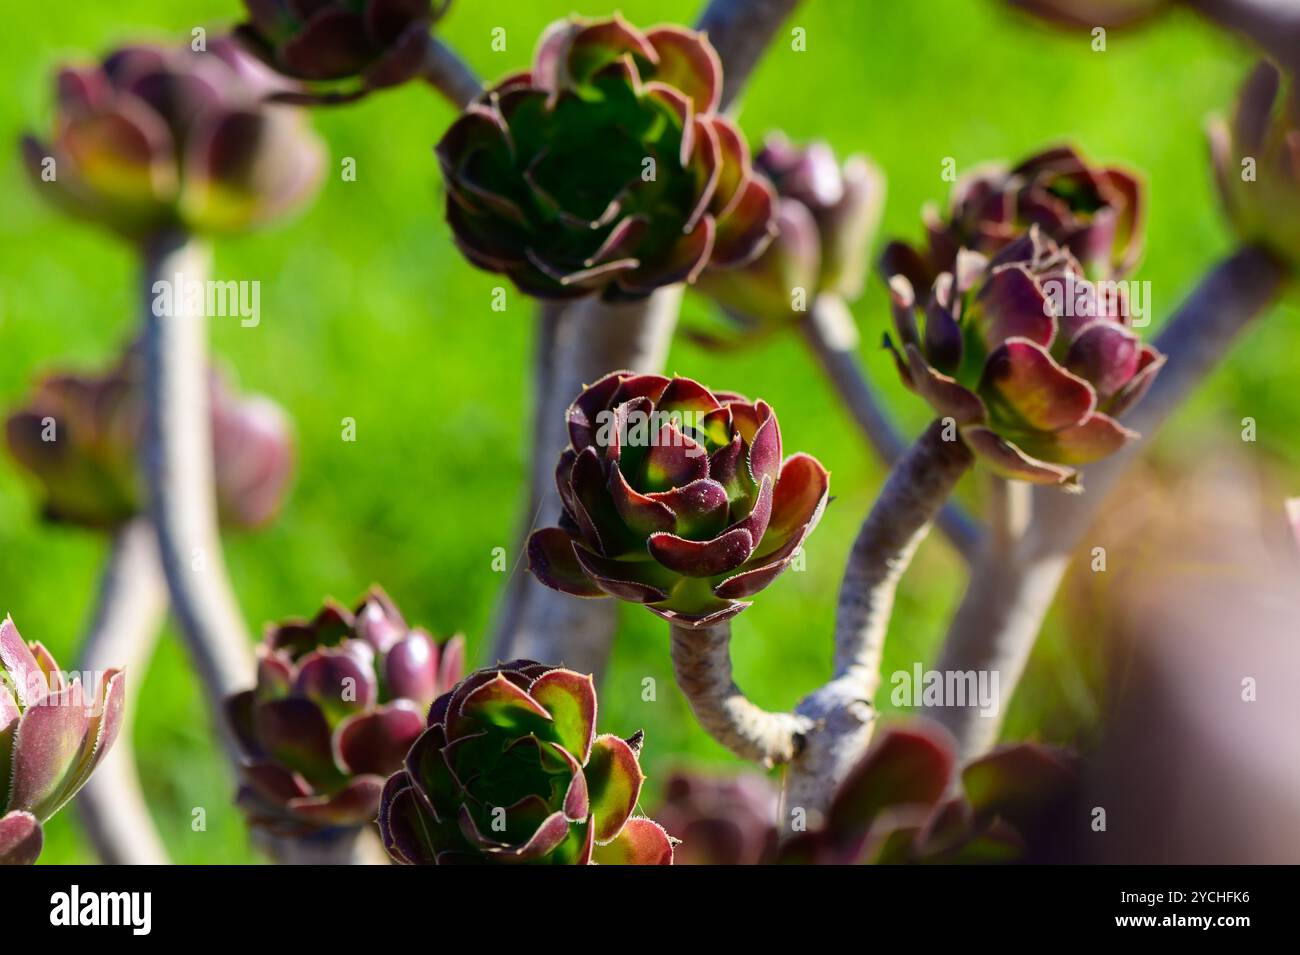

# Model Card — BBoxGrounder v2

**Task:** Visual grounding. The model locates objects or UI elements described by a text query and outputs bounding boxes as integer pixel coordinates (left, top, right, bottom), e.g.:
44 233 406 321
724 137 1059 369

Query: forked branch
932 244 1289 762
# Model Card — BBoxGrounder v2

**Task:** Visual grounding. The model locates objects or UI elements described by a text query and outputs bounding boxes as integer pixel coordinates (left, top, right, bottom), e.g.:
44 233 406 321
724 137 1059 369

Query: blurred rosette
882 144 1143 291
21 38 324 239
1210 62 1300 270
779 722 1078 865
227 588 466 835
653 769 778 864
236 0 451 104
694 134 884 338
6 345 295 531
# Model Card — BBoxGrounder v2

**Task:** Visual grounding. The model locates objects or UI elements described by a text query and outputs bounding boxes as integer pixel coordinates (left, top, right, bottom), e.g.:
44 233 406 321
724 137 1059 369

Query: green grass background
2 0 1295 863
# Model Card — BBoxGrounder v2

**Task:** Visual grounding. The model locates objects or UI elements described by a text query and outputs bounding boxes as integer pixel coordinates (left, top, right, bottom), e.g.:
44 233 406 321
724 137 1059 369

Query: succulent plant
1004 0 1172 29
0 616 125 865
528 371 830 629
227 589 465 835
20 39 323 240
694 134 884 338
653 769 778 865
779 722 1077 865
882 145 1143 293
437 14 777 301
884 228 1164 486
235 0 451 104
6 346 294 531
379 659 673 864
1210 62 1300 269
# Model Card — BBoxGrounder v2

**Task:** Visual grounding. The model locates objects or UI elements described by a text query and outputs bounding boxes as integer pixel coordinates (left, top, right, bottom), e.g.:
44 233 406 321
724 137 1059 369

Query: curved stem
799 296 984 562
784 420 973 820
419 35 482 108
670 622 812 766
74 518 170 865
140 231 255 756
1184 0 1300 73
697 0 804 109
932 245 1289 762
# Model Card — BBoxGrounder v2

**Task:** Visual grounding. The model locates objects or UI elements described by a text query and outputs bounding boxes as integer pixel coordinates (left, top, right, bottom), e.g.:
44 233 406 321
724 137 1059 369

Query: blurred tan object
1082 457 1300 863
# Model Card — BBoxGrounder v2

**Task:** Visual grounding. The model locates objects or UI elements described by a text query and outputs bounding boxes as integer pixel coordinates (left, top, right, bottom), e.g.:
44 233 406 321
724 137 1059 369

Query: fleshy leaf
586 733 645 843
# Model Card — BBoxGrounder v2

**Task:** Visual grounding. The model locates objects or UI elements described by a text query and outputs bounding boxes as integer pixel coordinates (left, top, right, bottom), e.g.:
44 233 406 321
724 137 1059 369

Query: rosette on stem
437 14 777 301
226 589 465 835
528 371 830 628
884 228 1164 486
6 347 294 531
882 145 1143 292
235 0 453 104
20 39 323 239
780 722 1077 864
694 133 884 337
379 660 673 864
1210 61 1300 270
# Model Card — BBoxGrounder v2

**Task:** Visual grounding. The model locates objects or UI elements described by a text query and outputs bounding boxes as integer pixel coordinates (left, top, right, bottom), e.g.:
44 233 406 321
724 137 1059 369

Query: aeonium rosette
1210 62 1300 269
528 372 829 628
885 228 1164 486
5 346 294 531
235 0 452 105
1 616 125 865
20 39 323 240
882 145 1143 293
226 589 465 835
379 659 673 864
694 134 884 339
437 14 777 301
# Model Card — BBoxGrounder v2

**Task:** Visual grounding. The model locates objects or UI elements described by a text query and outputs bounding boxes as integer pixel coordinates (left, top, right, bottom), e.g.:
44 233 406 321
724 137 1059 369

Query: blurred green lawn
3 0 1296 863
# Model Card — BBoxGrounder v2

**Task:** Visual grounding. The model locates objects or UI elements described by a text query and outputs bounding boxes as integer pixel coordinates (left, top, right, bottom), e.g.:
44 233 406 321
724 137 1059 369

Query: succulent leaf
0 617 126 865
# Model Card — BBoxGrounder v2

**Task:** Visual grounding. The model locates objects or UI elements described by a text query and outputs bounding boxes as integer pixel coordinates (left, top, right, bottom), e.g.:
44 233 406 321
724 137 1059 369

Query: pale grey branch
800 295 984 562
140 231 256 757
75 518 170 865
698 0 804 108
419 35 483 108
784 420 973 820
670 622 812 766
